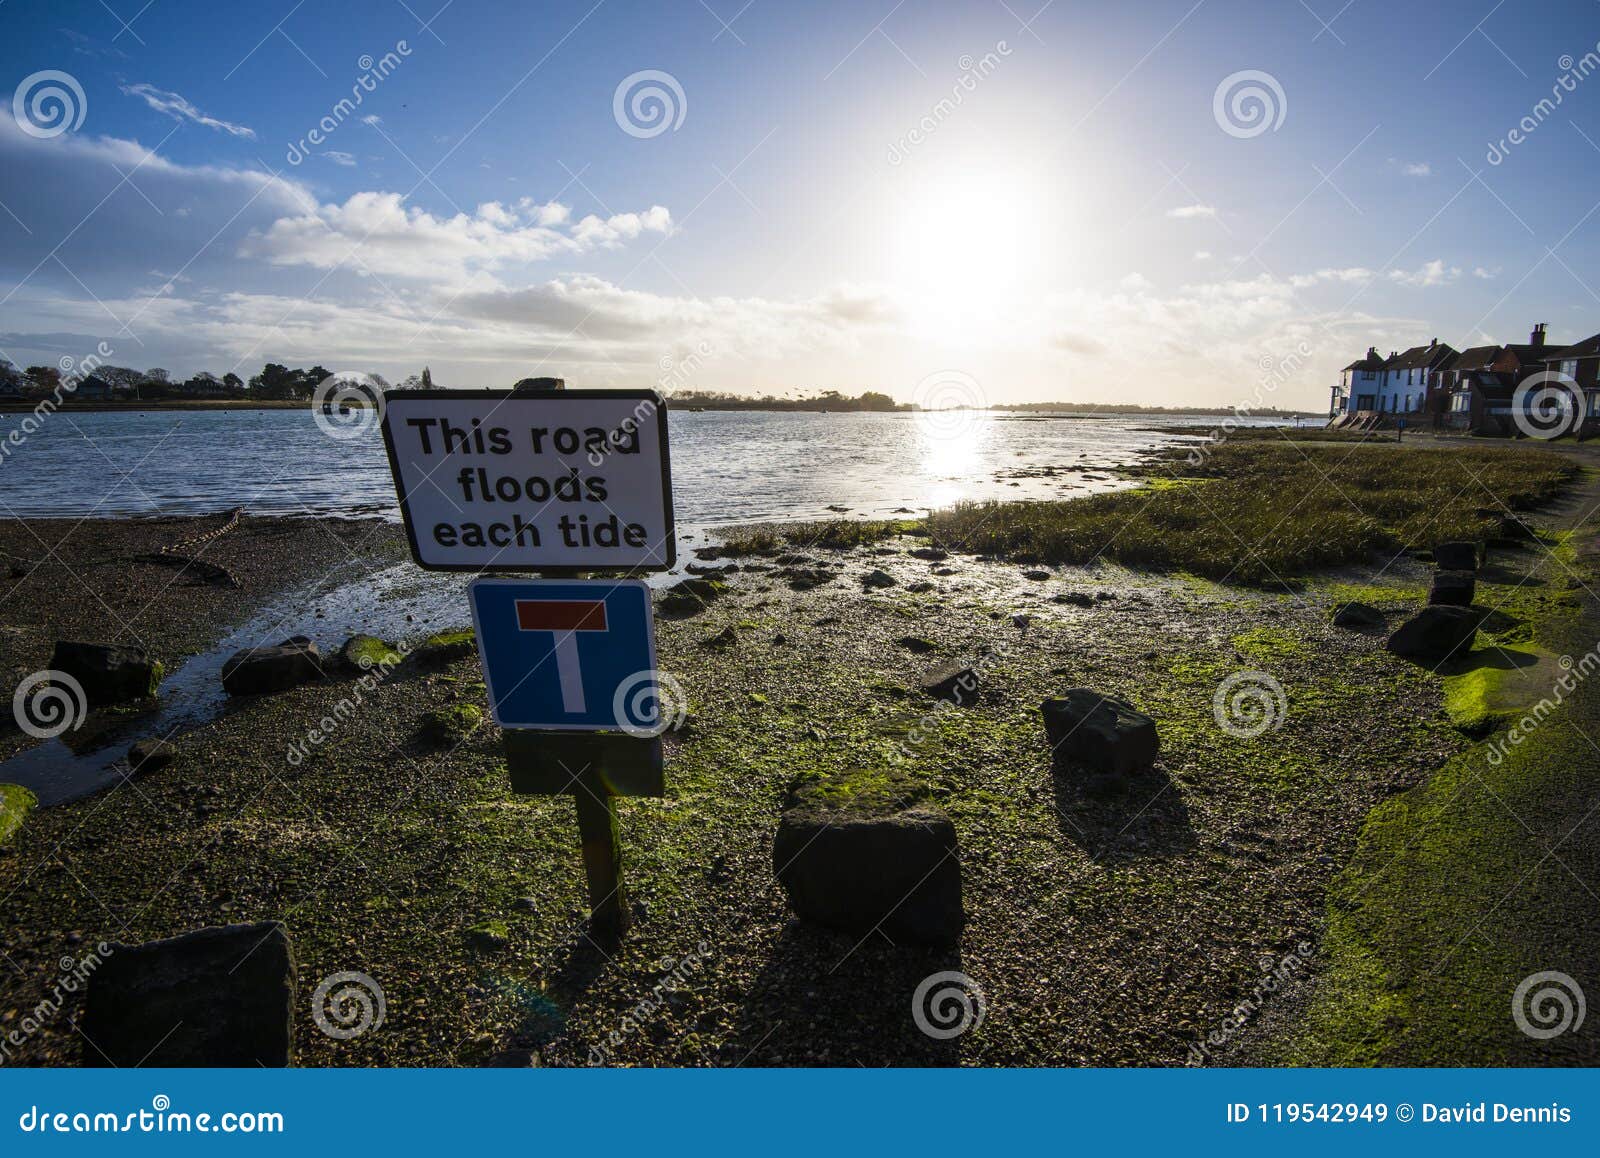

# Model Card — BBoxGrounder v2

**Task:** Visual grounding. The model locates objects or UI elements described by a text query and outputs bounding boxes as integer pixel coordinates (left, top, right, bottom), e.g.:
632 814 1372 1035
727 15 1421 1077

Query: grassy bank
722 441 1578 585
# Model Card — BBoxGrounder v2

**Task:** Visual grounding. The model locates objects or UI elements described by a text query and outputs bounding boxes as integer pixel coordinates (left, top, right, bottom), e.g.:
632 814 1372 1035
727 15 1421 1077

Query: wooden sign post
381 378 675 940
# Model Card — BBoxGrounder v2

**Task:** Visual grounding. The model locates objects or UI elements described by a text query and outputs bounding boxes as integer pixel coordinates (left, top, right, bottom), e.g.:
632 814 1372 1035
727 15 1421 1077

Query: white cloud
1193 250 1213 261
1288 267 1374 287
1388 259 1459 287
1166 204 1218 220
1119 272 1153 290
120 84 256 139
1473 266 1499 279
240 194 672 281
1402 161 1431 176
324 151 357 166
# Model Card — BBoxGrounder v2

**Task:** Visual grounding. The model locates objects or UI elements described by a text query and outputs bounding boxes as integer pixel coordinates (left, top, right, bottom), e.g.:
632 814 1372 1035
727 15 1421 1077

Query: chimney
1367 346 1378 358
1429 337 1437 348
1531 322 1547 348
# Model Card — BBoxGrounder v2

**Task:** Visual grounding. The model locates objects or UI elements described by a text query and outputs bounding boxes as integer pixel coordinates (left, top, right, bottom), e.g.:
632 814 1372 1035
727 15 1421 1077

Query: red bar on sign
515 599 608 632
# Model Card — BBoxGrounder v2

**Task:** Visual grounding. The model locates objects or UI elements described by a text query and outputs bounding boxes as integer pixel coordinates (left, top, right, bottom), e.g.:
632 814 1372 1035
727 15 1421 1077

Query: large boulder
1433 541 1479 572
1428 570 1476 607
81 922 295 1066
1041 689 1159 777
658 577 724 618
920 662 980 706
47 641 161 706
774 768 962 946
1385 605 1481 663
220 636 323 695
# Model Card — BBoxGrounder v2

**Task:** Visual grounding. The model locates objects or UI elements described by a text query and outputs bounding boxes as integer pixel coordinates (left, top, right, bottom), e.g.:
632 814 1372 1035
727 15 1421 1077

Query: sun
892 171 1044 345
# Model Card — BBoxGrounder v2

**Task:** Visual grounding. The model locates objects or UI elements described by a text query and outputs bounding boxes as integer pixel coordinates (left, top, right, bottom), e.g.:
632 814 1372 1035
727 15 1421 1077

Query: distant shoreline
0 398 1324 418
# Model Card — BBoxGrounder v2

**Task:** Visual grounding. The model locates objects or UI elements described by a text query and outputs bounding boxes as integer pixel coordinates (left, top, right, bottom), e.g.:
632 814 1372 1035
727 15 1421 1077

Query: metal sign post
380 380 674 940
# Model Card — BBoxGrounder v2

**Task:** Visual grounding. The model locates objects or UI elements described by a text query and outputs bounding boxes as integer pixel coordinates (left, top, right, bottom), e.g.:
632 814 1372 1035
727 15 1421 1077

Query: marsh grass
929 442 1575 584
719 441 1577 586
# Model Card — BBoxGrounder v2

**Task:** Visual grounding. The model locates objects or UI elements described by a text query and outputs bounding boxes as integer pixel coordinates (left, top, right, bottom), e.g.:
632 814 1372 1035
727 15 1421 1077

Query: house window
1563 360 1579 379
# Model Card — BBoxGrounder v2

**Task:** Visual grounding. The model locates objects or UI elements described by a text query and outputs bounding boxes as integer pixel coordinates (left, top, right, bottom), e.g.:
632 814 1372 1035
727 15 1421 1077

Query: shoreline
1 439 1597 1066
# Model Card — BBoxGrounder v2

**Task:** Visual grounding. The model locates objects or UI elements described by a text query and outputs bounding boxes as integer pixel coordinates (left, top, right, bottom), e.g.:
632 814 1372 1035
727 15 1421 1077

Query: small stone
1023 569 1051 580
419 704 483 746
920 662 980 707
906 581 935 593
220 637 322 696
699 626 741 650
126 739 175 777
1330 601 1385 629
897 636 937 654
465 923 510 953
1011 613 1032 629
908 548 949 561
862 568 897 589
1054 592 1094 607
512 897 539 914
1041 689 1159 777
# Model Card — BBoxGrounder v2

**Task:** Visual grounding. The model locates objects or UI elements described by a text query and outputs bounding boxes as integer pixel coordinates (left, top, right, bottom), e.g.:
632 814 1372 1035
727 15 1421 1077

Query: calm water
0 408 1294 525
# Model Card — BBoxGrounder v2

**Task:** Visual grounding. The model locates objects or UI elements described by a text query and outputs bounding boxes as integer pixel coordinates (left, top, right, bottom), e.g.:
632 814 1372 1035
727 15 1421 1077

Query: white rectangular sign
380 389 675 572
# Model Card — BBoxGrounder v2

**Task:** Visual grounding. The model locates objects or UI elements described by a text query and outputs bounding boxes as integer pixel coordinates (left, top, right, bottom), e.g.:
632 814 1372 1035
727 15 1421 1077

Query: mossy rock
659 577 725 619
413 628 476 666
419 703 483 746
0 784 38 847
785 763 931 819
339 634 405 672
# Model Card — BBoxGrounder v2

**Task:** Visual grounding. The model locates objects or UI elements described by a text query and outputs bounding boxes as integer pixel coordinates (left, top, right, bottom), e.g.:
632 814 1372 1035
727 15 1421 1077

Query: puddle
0 529 722 806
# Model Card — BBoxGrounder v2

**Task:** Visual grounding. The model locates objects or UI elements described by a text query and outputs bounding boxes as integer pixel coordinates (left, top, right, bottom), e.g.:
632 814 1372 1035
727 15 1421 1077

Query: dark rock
862 568 897 589
418 704 482 746
466 923 509 953
1041 689 1159 777
1429 570 1476 607
1329 601 1385 629
659 577 724 618
932 566 958 576
1011 613 1032 629
337 634 404 673
906 581 935 593
685 561 738 576
1385 605 1481 663
782 567 835 592
412 629 475 666
908 547 948 561
773 770 962 946
126 739 174 777
48 641 161 706
920 662 980 706
82 922 295 1066
699 625 741 650
897 636 937 654
1023 569 1051 580
1054 591 1094 607
220 637 323 695
1433 541 1479 572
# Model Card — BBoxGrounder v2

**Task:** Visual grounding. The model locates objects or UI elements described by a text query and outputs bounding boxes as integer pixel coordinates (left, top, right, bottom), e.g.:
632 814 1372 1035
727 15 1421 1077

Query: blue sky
3 0 1600 407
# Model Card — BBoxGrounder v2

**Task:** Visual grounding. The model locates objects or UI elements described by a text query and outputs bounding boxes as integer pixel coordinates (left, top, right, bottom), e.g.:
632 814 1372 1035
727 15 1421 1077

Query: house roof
1448 345 1500 372
1543 332 1600 362
1386 342 1457 370
1342 348 1385 372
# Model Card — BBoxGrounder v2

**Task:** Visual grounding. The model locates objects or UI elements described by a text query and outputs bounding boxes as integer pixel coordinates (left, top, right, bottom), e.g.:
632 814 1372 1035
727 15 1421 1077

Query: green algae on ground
419 703 484 746
342 634 405 670
0 783 37 846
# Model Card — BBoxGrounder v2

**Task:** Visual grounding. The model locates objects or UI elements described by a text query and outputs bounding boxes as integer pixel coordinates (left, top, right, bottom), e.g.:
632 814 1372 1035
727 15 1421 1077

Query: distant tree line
668 389 905 412
0 359 436 402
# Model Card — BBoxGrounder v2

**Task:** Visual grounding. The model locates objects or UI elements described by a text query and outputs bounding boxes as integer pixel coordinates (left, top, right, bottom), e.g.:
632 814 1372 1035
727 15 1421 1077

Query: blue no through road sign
468 578 664 733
